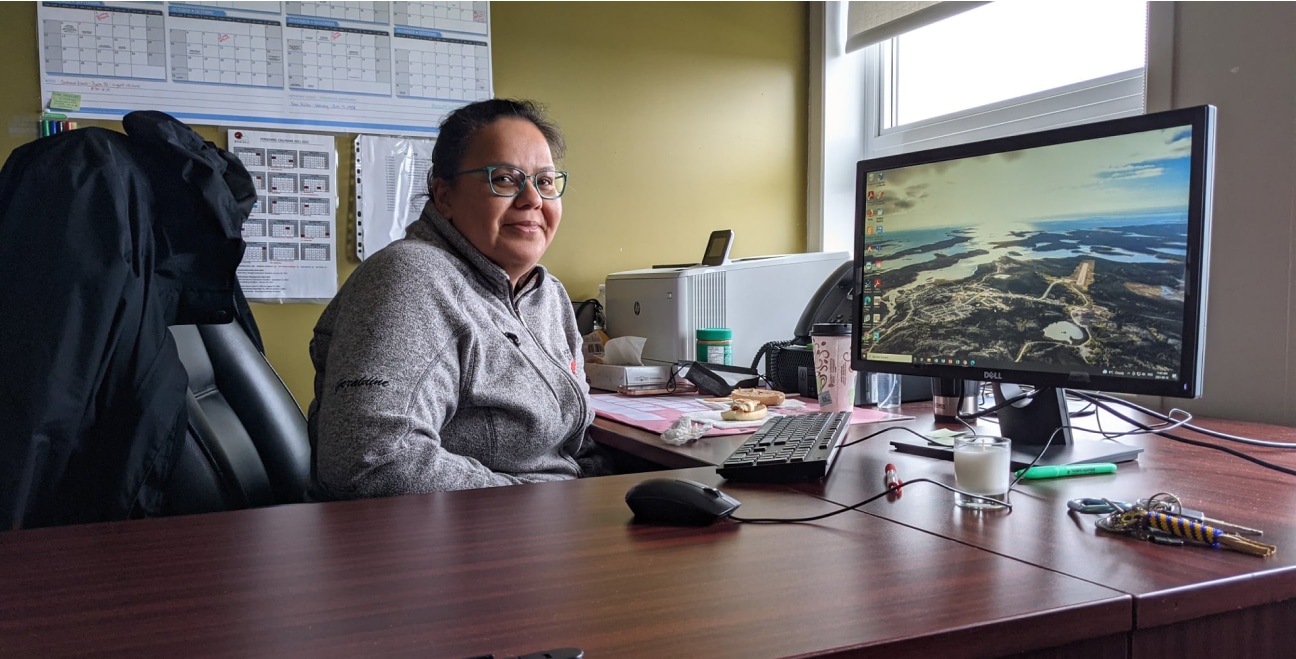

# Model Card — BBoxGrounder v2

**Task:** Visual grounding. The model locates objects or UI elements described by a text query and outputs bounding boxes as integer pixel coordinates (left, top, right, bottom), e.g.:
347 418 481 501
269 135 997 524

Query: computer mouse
624 478 741 526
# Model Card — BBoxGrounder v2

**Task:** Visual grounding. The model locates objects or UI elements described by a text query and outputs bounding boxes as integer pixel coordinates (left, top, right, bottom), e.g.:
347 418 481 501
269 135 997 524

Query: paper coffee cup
810 323 854 413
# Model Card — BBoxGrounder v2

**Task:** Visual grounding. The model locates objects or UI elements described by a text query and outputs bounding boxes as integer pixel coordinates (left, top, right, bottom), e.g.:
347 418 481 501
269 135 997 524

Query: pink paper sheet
589 393 912 437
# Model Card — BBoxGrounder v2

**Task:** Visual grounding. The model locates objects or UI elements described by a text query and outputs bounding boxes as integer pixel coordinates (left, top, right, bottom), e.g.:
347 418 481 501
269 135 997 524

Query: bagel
731 388 786 407
721 399 767 421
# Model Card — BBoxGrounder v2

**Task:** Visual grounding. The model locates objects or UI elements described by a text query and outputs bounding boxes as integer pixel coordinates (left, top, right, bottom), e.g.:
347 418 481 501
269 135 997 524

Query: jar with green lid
696 328 733 365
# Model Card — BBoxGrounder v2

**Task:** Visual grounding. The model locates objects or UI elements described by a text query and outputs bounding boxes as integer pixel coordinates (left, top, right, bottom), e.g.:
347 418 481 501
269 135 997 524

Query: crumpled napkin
661 416 714 445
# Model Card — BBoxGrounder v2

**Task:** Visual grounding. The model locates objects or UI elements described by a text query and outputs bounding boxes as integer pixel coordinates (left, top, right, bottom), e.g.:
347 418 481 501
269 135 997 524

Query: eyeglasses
452 166 568 200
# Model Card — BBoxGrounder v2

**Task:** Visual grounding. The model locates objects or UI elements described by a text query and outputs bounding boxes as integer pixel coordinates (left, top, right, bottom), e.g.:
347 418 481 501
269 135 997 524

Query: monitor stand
890 384 1143 471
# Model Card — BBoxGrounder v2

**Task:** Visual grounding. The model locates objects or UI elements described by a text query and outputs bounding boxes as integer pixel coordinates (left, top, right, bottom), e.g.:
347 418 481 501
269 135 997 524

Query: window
814 2 1156 255
865 2 1149 159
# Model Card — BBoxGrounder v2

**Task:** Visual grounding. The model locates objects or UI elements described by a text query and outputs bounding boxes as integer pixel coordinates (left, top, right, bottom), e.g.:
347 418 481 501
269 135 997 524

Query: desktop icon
868 190 876 200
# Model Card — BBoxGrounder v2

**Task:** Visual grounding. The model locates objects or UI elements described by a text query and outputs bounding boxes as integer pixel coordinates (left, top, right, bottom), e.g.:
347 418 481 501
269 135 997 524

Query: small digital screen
860 123 1199 386
702 231 731 265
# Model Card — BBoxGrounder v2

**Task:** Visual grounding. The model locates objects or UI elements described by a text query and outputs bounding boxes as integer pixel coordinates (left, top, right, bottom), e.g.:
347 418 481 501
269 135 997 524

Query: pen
884 463 902 493
1014 463 1117 480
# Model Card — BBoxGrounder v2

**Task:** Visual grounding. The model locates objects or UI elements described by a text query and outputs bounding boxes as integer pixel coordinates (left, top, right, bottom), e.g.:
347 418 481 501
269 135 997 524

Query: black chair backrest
166 324 310 515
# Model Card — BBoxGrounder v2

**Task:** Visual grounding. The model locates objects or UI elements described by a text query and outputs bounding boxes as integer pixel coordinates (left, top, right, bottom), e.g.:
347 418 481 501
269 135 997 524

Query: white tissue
603 336 647 366
661 415 713 445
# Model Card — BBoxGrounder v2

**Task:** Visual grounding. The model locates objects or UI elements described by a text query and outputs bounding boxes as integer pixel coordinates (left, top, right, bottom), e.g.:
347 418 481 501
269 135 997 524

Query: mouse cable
728 477 1012 524
734 426 1020 524
1072 392 1296 477
837 420 1055 500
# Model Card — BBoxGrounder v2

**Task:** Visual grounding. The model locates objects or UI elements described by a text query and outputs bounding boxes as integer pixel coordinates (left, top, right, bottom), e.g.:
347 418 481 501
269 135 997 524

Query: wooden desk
590 401 1296 656
591 416 744 469
0 468 1129 658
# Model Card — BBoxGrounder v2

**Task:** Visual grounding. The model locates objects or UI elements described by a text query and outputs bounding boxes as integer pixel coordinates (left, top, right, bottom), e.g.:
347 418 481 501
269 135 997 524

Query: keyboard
716 411 851 483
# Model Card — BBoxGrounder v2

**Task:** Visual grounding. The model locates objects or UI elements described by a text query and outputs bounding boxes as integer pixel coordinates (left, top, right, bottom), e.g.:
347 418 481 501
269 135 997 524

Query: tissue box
586 363 670 391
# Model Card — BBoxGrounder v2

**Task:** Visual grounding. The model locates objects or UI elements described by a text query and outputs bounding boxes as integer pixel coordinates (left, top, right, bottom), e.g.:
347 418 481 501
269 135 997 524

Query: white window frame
863 59 1146 160
810 2 1175 255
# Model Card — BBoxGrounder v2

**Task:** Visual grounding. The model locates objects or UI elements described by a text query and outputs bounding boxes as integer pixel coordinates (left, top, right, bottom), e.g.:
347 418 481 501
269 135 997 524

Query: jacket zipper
510 286 589 466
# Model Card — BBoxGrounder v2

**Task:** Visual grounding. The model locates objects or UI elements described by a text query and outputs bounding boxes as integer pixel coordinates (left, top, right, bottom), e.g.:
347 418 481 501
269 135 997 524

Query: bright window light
887 1 1148 128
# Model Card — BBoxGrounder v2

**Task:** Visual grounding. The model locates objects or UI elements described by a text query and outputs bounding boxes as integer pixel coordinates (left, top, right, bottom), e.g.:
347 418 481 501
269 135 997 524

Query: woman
308 98 608 499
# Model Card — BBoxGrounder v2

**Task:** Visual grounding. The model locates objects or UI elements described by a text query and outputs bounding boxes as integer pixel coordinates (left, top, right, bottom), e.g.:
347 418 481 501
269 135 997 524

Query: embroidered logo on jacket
335 377 391 392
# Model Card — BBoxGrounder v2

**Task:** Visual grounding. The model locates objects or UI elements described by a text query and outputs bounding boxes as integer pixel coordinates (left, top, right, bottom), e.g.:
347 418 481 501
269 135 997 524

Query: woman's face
432 117 561 286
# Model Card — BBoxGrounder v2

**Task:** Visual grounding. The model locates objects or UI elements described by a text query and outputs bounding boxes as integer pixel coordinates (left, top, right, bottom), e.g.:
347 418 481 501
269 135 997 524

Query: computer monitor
852 105 1216 467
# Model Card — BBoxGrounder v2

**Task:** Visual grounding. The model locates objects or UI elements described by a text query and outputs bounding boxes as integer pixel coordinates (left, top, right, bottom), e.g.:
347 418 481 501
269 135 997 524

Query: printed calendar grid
43 5 167 80
287 2 391 25
301 221 331 238
270 243 300 261
243 243 268 262
168 13 285 88
270 173 298 194
300 152 330 169
242 219 268 237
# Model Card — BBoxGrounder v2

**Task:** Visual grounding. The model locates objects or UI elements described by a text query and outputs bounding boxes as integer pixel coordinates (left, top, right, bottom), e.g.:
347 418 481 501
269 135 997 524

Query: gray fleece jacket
307 206 606 499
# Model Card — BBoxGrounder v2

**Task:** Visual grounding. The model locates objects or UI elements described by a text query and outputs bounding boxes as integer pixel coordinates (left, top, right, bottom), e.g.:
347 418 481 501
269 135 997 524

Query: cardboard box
585 363 669 391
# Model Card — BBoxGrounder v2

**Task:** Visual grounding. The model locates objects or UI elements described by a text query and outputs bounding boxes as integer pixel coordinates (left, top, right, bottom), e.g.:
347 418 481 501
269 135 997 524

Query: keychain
1094 493 1276 558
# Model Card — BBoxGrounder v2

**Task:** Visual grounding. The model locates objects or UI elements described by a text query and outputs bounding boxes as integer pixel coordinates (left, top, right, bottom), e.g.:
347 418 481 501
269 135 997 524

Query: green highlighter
1014 463 1117 480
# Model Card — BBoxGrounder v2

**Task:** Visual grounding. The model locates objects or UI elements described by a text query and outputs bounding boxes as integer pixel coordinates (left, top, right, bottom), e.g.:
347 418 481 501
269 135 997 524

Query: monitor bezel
851 105 1216 399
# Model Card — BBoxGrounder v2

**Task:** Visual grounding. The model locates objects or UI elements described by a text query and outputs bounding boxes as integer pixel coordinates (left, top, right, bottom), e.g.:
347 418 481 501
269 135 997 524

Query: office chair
165 323 312 515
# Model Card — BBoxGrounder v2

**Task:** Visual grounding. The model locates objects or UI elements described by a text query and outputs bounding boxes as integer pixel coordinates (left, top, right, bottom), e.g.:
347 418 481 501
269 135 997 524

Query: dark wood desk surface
590 398 1296 656
0 468 1130 658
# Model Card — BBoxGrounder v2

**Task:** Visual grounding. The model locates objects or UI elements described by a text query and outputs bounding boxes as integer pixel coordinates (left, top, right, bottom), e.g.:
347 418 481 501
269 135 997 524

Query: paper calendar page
37 1 493 136
355 133 436 259
229 128 339 301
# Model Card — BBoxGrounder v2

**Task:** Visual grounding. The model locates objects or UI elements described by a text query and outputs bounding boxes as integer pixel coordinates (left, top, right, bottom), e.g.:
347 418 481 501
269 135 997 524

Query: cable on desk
1072 393 1296 478
727 477 1011 524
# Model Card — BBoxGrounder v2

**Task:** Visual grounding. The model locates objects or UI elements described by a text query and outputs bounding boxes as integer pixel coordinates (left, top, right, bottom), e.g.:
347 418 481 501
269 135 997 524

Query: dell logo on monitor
983 371 1003 381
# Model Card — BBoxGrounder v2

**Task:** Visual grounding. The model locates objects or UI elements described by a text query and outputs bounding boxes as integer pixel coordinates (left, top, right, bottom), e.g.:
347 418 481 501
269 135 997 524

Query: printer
604 252 850 368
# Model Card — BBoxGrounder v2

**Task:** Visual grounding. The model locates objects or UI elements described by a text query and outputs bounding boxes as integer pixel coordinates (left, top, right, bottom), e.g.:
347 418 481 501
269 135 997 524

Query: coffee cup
810 323 854 413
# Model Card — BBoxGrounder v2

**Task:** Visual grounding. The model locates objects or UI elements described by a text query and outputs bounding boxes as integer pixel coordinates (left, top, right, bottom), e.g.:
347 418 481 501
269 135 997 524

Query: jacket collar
414 202 547 298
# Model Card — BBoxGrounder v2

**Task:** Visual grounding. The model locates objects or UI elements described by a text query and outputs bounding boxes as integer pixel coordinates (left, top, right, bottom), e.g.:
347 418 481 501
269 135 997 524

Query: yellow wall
1 1 809 410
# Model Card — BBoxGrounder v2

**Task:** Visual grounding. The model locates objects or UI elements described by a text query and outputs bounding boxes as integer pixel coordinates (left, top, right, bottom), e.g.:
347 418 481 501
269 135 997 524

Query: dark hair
427 98 565 202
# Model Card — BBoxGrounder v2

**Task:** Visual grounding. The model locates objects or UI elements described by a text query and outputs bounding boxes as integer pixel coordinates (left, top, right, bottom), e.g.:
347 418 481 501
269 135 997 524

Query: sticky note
925 428 965 447
49 92 81 112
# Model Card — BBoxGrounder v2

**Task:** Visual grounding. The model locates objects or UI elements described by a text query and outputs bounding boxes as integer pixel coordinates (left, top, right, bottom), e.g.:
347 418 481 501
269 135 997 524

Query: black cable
750 339 795 384
1070 393 1296 477
664 362 690 394
956 388 1036 420
1078 391 1296 449
728 477 1010 524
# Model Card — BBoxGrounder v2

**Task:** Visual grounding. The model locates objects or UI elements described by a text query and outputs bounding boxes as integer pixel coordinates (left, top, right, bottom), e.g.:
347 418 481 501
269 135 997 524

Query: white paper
229 128 338 301
37 2 492 136
355 133 437 259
